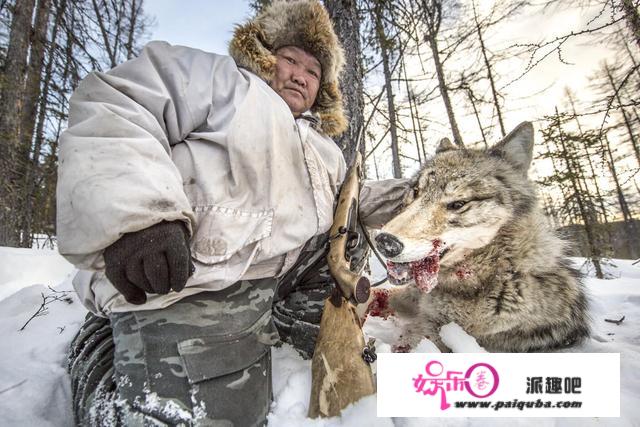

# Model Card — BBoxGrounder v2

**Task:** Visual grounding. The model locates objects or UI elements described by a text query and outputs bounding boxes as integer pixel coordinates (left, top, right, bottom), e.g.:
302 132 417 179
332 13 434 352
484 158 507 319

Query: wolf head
376 122 536 287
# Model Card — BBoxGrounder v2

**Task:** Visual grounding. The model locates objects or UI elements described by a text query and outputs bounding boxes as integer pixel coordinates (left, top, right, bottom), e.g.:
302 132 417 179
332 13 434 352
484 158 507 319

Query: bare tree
0 0 37 246
368 0 402 177
0 0 151 247
603 62 640 167
539 108 606 278
565 88 610 225
622 0 640 49
401 56 426 164
325 0 365 166
419 0 464 146
603 134 638 258
471 0 506 137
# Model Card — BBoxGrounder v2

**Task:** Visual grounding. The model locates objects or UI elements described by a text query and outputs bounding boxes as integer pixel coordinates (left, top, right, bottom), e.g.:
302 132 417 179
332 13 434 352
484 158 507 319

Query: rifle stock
308 152 375 418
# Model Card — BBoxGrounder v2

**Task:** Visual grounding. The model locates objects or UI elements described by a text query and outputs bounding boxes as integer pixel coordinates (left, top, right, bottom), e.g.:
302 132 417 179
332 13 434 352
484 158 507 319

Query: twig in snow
604 316 625 325
19 288 74 331
0 379 28 395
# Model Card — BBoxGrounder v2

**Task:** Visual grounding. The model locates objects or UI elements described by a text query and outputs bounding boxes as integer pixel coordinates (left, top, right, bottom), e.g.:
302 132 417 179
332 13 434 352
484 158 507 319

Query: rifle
308 150 376 418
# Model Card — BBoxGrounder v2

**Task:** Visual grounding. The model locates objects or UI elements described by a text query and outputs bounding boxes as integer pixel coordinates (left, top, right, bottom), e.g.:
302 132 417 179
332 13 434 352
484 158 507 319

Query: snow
0 247 75 301
440 322 487 353
0 248 638 426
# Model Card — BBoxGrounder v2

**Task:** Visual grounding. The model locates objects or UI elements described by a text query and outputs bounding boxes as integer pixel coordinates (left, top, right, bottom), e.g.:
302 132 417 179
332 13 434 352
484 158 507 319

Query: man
60 1 407 425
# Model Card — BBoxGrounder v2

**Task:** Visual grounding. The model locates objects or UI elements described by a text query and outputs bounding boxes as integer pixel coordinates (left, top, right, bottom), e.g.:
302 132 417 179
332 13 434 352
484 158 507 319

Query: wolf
371 122 590 352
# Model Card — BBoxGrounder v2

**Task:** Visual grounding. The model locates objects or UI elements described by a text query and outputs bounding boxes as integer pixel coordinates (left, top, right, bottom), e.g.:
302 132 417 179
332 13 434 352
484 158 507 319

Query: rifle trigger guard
346 230 360 251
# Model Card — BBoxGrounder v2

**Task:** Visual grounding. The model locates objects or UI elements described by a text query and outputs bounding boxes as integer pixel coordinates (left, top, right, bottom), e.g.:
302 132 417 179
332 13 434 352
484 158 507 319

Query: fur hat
229 0 347 137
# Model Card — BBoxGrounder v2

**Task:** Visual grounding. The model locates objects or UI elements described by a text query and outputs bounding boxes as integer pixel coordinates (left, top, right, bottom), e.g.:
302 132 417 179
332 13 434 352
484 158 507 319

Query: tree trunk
325 0 364 167
422 0 463 146
413 93 427 161
372 149 380 179
622 38 640 81
125 0 140 59
373 0 401 177
544 135 576 224
605 64 640 167
0 0 37 247
566 90 609 224
400 54 422 164
91 0 117 68
554 109 604 278
467 87 488 149
622 0 640 49
24 0 64 245
29 0 65 182
604 136 638 258
472 0 505 137
18 0 51 247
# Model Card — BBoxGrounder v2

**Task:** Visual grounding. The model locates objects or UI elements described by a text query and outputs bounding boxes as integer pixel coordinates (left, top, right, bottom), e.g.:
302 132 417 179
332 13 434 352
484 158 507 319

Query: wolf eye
447 200 466 210
413 187 420 198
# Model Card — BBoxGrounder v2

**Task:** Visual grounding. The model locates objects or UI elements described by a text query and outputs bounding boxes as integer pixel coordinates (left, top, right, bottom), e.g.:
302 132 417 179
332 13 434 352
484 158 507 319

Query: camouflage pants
271 233 334 359
67 233 353 426
69 278 279 426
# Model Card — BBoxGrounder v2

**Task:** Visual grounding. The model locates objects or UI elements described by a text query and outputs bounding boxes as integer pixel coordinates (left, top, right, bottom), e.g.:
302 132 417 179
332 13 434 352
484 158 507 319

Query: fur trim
229 0 347 137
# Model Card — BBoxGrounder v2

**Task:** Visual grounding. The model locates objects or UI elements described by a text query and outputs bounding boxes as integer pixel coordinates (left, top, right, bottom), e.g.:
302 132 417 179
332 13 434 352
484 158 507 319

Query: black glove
104 221 194 305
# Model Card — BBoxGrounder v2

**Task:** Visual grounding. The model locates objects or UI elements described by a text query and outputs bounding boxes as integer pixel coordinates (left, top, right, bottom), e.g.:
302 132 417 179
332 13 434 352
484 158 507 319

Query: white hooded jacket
57 41 349 315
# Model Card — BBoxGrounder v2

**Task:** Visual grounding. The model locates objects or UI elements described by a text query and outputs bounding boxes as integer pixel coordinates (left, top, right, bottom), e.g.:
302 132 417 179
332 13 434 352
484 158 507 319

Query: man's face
269 46 322 117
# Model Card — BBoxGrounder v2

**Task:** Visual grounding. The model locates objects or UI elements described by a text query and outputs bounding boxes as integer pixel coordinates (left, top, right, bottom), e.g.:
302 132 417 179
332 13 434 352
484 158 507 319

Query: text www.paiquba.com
454 399 583 411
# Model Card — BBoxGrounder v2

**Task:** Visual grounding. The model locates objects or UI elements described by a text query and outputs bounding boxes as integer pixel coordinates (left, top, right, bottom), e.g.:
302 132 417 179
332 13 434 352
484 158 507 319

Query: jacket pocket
190 205 273 265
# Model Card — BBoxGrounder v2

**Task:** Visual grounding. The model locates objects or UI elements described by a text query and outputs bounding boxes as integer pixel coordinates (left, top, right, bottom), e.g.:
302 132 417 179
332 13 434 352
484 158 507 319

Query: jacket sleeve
359 178 411 229
56 41 246 269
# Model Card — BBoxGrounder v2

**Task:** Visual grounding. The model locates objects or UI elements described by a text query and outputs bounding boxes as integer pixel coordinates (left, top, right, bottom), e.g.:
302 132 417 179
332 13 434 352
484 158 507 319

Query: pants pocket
178 332 268 383
177 329 273 426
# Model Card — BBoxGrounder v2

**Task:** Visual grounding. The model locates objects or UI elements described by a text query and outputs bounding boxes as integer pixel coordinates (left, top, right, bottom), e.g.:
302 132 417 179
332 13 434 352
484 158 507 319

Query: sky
145 1 253 55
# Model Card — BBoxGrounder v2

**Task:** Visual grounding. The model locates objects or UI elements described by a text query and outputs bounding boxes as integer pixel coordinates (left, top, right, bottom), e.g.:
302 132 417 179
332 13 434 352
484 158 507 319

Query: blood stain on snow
366 288 393 319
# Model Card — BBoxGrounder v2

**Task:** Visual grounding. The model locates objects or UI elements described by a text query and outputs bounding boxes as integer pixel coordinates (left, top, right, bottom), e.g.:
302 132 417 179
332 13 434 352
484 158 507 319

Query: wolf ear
436 137 456 154
490 122 534 173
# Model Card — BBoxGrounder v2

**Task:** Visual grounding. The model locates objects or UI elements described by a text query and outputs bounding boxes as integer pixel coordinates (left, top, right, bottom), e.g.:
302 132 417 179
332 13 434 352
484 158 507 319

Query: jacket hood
229 0 347 137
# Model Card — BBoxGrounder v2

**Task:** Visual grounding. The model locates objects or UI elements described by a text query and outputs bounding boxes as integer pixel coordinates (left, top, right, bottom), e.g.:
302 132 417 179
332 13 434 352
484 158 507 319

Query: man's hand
104 221 194 305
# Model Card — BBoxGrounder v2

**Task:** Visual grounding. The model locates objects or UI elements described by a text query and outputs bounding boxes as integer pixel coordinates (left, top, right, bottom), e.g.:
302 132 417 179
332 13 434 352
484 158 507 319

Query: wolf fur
374 122 590 352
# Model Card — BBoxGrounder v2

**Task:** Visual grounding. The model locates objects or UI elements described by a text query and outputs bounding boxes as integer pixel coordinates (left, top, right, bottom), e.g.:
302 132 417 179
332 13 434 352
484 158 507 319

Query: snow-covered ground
0 247 638 426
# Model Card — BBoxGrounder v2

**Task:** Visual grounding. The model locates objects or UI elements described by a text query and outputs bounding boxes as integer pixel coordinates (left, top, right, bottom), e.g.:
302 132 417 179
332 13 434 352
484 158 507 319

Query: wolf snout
375 232 404 258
